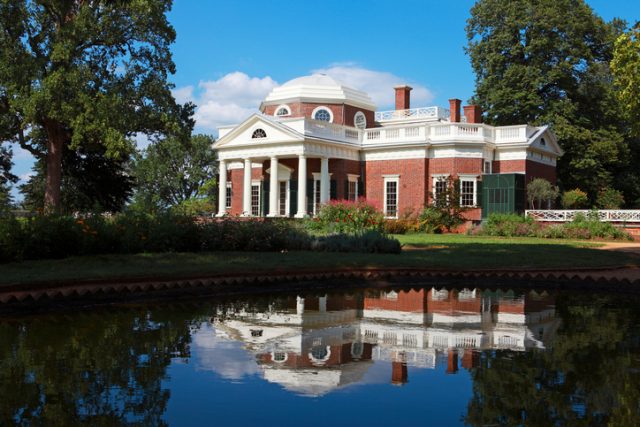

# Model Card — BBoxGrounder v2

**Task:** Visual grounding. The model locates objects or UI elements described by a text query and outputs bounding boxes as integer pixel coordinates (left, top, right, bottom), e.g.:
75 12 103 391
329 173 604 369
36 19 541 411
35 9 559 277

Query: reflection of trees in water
465 293 640 426
0 307 202 426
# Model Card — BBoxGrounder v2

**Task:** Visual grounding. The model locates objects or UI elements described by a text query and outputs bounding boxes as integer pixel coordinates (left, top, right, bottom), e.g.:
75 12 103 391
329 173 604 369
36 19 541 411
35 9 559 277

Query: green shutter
290 180 298 217
358 180 365 199
307 179 314 214
330 179 337 200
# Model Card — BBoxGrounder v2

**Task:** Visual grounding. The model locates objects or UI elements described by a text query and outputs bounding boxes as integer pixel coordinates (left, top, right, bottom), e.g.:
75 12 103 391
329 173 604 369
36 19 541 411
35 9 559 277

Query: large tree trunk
43 120 65 213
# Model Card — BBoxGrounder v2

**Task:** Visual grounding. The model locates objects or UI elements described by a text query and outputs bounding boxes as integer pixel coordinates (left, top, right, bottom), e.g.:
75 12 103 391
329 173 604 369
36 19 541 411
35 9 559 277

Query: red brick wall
494 159 526 174
365 158 427 214
525 160 556 184
263 102 375 128
226 166 264 215
344 104 376 128
363 290 427 312
427 157 483 219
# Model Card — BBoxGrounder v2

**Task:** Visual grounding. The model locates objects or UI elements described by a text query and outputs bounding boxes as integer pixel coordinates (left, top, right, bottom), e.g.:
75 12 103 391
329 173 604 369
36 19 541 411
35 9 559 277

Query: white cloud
19 171 33 181
312 64 434 109
172 85 194 105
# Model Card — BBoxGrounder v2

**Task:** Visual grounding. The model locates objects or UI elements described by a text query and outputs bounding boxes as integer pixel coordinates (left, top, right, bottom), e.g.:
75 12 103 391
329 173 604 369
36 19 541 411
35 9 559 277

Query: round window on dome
354 111 366 129
312 107 333 122
274 105 291 117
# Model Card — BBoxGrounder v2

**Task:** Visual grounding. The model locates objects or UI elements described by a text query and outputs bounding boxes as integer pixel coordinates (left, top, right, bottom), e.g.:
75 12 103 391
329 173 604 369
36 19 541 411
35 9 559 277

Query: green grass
0 234 637 287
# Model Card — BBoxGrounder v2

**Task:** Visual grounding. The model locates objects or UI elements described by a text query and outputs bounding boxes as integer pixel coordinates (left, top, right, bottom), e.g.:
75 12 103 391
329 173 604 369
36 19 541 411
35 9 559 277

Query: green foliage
562 188 589 208
0 0 194 210
527 178 559 209
596 187 625 209
466 1 640 207
133 135 217 213
478 212 631 240
310 199 385 235
611 23 640 137
420 177 468 232
19 143 134 213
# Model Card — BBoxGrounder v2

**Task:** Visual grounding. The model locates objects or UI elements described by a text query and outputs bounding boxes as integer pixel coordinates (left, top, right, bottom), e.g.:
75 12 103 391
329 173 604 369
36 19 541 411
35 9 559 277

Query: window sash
225 183 232 209
251 184 260 216
384 180 398 218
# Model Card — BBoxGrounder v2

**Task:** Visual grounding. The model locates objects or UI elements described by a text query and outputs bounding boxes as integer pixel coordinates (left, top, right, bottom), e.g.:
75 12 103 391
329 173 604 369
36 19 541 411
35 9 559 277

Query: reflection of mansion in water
210 288 559 396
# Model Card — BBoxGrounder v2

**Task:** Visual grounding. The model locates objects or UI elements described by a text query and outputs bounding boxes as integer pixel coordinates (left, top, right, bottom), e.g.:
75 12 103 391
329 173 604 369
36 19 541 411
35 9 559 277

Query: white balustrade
375 106 450 122
526 210 640 223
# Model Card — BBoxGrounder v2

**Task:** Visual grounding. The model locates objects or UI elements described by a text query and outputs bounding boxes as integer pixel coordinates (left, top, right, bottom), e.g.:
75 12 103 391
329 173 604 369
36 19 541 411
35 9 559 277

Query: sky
8 0 640 200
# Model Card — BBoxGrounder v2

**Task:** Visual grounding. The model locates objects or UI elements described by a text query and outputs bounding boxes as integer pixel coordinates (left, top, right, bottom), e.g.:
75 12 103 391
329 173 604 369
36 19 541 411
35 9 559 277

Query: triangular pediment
528 126 564 157
214 114 304 149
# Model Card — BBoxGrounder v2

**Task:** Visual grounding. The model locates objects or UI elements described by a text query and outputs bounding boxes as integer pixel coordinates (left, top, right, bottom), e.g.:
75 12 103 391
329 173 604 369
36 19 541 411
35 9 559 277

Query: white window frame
383 175 400 219
458 174 479 207
225 182 232 209
278 180 290 216
311 106 334 123
251 181 261 217
347 174 359 201
273 104 291 117
431 174 449 204
483 160 492 174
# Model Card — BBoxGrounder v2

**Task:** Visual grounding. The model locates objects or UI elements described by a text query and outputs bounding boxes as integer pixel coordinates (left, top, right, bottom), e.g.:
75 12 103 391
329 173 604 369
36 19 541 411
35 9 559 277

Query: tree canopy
466 0 640 206
0 0 194 212
611 22 640 137
132 134 217 213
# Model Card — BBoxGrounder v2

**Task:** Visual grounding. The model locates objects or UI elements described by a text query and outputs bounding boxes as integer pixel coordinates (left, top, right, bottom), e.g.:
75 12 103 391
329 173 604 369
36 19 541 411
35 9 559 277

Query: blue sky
9 0 640 200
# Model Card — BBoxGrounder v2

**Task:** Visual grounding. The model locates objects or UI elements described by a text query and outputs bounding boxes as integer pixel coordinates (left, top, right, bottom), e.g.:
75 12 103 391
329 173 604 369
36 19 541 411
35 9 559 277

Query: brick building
214 74 562 220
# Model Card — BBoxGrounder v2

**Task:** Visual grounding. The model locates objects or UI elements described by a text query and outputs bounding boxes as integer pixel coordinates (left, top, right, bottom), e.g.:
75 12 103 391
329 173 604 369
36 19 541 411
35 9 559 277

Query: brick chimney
394 85 412 110
463 105 483 124
391 361 408 385
449 98 461 122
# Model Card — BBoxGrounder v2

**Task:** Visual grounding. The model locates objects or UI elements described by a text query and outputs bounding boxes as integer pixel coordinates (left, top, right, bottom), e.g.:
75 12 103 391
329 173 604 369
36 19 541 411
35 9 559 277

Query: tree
0 1 194 212
561 188 589 209
420 177 468 232
466 1 639 206
527 178 559 209
132 134 217 213
19 142 134 213
0 145 16 211
611 22 640 137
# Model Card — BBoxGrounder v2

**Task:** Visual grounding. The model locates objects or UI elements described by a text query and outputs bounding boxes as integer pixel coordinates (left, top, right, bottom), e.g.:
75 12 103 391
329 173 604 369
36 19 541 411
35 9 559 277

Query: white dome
262 74 376 110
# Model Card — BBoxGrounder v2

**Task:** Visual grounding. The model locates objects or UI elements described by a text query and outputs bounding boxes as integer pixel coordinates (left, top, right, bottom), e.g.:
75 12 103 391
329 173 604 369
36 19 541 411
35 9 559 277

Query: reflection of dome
262 74 376 110
261 361 373 397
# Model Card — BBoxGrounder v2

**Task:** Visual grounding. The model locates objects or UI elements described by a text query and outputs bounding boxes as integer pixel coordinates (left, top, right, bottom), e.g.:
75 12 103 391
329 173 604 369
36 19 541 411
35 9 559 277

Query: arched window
354 111 366 129
312 107 333 122
252 129 267 139
274 105 291 117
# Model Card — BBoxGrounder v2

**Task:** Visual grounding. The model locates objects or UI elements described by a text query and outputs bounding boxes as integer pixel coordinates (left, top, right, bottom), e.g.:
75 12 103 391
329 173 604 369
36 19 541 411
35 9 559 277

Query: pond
1 285 639 426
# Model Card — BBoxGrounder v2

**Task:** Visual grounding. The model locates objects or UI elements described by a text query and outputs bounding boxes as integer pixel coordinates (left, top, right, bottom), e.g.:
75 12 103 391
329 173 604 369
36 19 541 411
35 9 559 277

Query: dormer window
252 129 267 139
540 137 546 146
312 106 333 122
274 105 291 117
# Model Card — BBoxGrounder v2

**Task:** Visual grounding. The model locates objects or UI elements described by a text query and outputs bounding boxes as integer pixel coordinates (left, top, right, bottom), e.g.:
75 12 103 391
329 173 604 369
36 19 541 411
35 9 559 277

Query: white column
268 156 279 217
320 157 330 204
296 296 305 315
295 155 307 218
242 158 252 216
319 295 327 312
216 159 227 217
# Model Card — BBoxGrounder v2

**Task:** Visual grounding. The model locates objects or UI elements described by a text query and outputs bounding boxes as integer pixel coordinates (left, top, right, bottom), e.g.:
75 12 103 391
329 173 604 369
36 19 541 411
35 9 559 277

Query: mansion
214 74 562 220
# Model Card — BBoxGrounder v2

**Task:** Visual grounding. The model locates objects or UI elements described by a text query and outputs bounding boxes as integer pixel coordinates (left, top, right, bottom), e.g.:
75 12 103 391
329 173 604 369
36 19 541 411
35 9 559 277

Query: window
225 182 232 209
274 105 291 117
483 161 492 174
312 106 333 122
279 181 287 216
433 177 448 202
383 176 399 218
354 111 366 129
459 176 478 207
251 128 267 138
251 183 261 216
347 174 359 201
272 352 287 362
540 137 546 146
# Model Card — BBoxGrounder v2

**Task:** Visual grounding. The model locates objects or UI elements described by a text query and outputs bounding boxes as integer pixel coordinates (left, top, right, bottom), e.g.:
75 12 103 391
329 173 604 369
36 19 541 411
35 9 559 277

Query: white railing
363 125 427 144
526 210 640 223
304 118 361 143
430 123 492 141
495 125 535 143
375 106 450 122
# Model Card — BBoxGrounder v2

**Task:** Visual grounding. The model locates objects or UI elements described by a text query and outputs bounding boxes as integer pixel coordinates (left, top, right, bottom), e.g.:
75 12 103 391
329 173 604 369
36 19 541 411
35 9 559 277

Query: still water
1 286 639 426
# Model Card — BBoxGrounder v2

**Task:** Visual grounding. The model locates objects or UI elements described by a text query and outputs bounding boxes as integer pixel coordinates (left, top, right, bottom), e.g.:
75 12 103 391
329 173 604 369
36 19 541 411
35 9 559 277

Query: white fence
525 210 640 223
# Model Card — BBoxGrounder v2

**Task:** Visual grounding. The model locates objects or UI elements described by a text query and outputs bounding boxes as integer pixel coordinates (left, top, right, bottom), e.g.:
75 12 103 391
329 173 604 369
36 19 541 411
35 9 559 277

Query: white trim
347 174 360 182
250 181 261 217
225 182 232 209
311 106 334 123
362 147 427 161
273 104 291 117
383 176 399 219
431 174 450 204
459 176 478 207
227 161 263 170
347 175 359 201
382 174 400 179
278 180 290 217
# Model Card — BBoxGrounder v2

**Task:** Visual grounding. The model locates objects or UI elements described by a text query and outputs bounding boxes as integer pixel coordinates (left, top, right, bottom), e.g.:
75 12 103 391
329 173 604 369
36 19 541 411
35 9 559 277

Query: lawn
1 234 637 287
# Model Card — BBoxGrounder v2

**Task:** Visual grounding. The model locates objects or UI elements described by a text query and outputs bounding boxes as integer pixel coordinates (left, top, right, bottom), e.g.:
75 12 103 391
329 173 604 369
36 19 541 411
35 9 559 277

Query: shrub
424 177 468 232
313 199 384 235
596 188 625 209
527 178 559 209
482 213 538 237
562 189 589 209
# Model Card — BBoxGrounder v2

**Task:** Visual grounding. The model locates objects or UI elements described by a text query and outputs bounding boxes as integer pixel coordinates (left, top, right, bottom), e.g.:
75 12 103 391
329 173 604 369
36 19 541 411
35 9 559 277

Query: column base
215 212 227 218
266 213 279 218
294 213 308 219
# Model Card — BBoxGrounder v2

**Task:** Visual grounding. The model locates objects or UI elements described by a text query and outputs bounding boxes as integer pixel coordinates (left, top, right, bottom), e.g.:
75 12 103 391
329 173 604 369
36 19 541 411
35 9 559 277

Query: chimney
463 105 483 124
449 98 461 122
394 85 412 110
446 350 459 374
391 361 408 385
